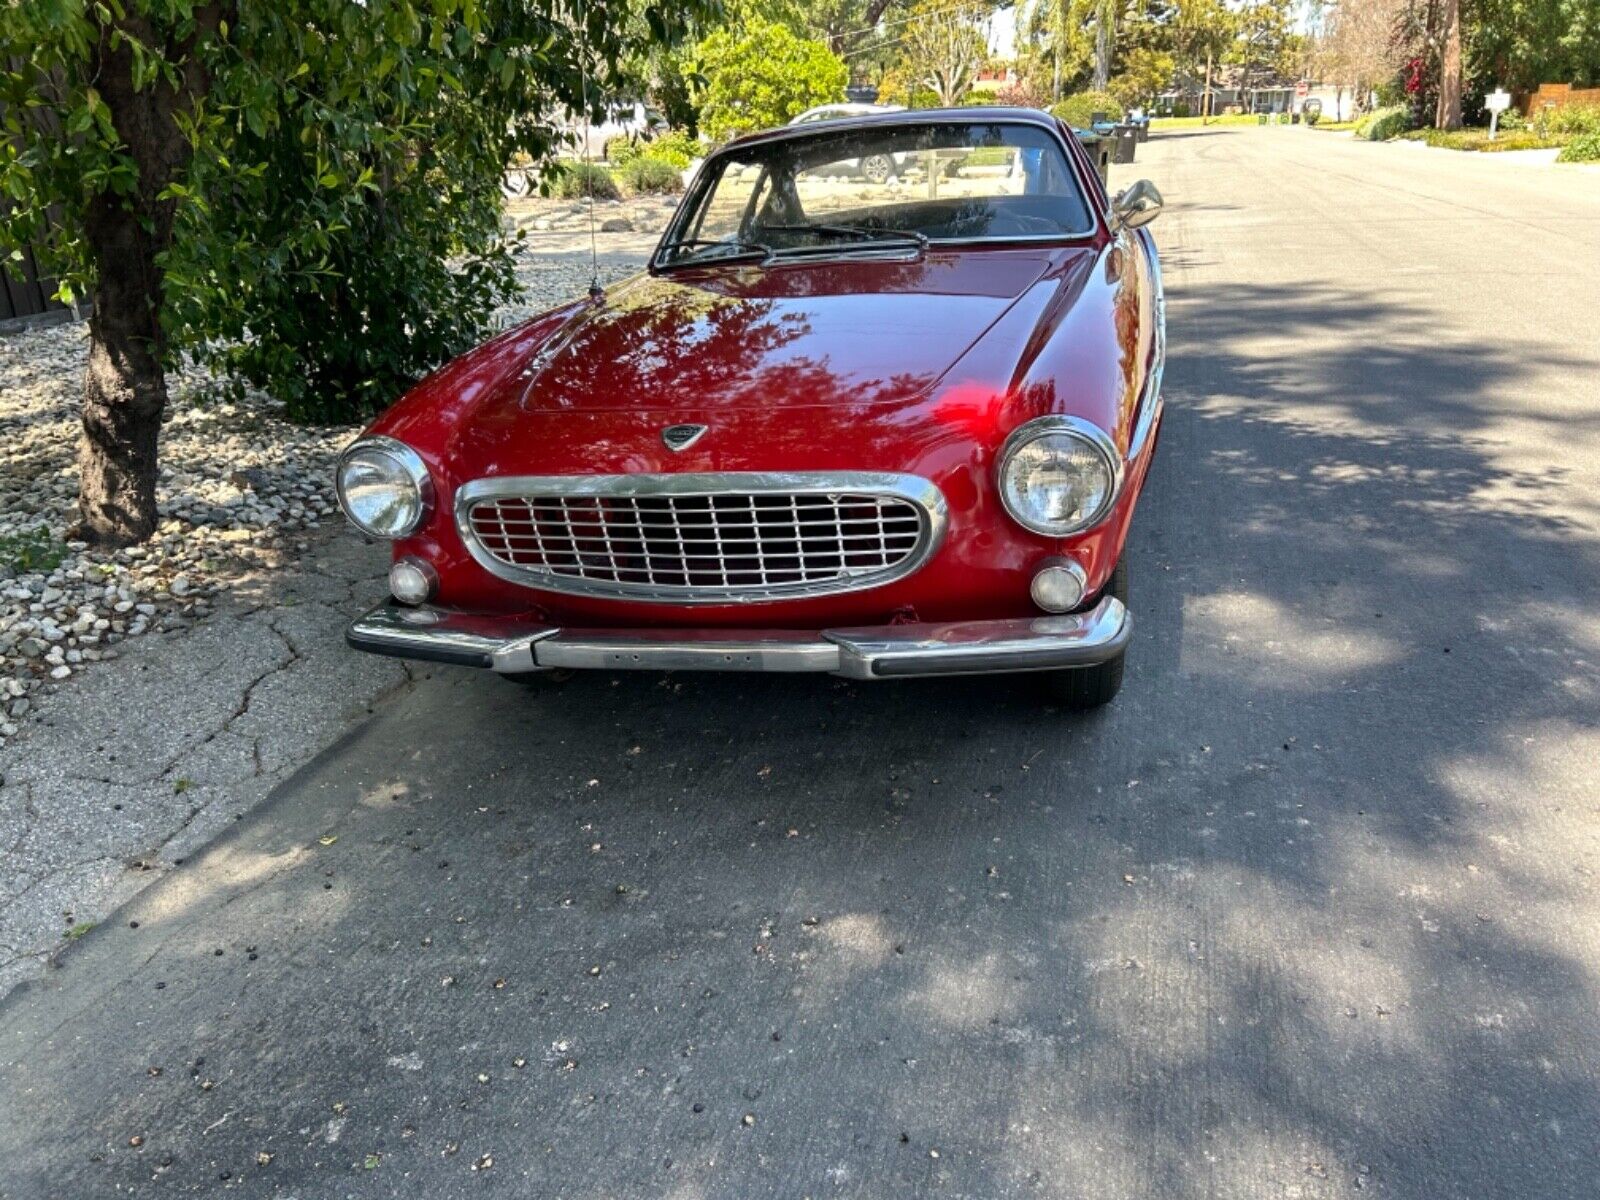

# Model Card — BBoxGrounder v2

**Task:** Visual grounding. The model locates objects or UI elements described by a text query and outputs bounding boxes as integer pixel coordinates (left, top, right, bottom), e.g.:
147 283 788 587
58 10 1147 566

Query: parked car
338 108 1165 706
789 103 909 182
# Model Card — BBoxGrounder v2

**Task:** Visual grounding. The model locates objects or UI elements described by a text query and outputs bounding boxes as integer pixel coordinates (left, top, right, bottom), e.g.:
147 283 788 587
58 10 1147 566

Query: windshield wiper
655 238 772 269
759 223 928 251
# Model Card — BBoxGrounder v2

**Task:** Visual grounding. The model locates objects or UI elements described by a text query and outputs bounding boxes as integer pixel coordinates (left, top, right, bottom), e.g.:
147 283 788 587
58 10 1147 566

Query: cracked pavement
0 532 402 995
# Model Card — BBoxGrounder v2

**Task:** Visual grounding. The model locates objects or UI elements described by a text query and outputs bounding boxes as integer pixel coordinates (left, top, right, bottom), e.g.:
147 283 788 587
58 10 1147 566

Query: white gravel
0 226 656 750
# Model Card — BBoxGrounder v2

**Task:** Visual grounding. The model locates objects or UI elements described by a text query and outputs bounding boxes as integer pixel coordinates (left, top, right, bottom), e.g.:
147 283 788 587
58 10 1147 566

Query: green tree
1467 0 1600 92
1228 0 1298 111
894 0 990 107
1173 0 1237 119
0 0 711 546
689 16 848 140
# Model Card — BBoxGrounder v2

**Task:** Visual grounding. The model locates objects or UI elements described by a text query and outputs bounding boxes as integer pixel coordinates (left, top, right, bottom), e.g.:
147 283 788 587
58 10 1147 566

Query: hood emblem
661 424 708 452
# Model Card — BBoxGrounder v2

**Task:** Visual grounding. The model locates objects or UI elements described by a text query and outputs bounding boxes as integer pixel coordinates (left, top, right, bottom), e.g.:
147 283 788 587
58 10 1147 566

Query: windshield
658 121 1093 268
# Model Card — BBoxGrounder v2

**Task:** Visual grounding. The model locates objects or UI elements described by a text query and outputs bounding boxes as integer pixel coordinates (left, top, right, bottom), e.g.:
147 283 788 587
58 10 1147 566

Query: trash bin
1135 118 1150 143
1075 131 1111 184
1090 111 1107 126
1111 124 1137 165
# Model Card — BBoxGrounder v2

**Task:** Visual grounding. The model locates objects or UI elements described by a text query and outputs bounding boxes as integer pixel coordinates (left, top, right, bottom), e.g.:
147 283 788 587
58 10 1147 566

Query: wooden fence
1 235 74 330
1518 83 1600 116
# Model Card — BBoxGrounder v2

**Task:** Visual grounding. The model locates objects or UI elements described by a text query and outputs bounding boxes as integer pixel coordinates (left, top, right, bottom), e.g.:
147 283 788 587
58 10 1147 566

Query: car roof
727 106 1064 152
789 103 906 123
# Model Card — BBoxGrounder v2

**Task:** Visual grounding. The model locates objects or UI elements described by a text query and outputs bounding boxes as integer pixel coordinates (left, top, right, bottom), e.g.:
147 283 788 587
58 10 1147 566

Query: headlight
997 416 1122 536
335 437 432 539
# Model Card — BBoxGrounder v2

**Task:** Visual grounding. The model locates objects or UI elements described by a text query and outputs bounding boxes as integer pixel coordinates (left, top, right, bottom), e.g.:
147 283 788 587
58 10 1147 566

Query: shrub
1549 106 1600 136
618 156 684 194
605 134 641 166
1354 105 1409 141
689 17 847 141
645 129 700 169
1558 131 1600 162
1051 91 1125 129
552 161 621 200
1496 109 1527 132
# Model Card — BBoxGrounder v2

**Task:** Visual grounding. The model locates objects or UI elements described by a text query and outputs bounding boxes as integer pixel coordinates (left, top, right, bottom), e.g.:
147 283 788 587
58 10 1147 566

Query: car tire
861 154 892 184
1043 557 1128 709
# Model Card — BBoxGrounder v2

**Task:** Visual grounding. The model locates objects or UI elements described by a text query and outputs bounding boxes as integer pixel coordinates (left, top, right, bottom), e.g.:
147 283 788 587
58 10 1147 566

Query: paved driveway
3 128 1599 1199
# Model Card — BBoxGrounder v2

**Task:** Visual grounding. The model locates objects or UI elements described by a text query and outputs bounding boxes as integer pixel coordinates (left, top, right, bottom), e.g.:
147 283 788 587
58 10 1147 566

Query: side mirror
1110 179 1163 234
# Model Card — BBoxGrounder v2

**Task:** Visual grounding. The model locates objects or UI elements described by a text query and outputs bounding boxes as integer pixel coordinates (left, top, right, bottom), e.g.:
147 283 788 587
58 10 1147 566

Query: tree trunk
68 6 220 545
1203 51 1213 123
74 196 168 546
1093 0 1114 92
1436 0 1463 130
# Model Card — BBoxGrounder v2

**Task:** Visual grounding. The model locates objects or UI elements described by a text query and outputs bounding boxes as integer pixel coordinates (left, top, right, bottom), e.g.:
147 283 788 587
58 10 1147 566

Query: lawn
1149 113 1268 129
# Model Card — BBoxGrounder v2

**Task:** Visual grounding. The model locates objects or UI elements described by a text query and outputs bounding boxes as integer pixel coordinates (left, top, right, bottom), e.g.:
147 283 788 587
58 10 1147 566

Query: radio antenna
578 1 603 303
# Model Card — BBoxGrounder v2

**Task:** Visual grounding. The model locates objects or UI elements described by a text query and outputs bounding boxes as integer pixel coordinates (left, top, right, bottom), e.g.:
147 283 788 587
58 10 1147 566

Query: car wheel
1043 557 1128 709
861 154 892 184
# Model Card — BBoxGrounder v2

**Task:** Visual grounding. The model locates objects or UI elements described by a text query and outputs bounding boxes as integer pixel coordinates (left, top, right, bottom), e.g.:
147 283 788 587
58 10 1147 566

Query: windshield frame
651 114 1102 273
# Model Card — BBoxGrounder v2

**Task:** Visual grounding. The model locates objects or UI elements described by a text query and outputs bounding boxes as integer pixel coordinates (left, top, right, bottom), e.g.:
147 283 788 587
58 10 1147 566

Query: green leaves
690 16 847 142
5 0 717 427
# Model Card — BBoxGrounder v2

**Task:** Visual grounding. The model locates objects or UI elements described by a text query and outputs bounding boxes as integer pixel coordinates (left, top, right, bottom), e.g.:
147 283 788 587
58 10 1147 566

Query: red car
338 108 1165 707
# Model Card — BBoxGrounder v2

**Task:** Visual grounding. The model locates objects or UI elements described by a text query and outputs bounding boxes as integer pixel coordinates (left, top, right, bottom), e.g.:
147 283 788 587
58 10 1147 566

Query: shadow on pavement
2 277 1597 1198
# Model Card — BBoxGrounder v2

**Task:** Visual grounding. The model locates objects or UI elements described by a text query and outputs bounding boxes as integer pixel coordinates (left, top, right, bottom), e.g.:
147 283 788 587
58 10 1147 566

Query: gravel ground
0 202 663 752
0 211 663 995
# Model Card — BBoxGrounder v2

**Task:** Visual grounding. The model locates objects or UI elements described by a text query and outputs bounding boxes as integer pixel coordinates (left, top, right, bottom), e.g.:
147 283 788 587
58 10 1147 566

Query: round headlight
997 417 1122 536
336 437 432 539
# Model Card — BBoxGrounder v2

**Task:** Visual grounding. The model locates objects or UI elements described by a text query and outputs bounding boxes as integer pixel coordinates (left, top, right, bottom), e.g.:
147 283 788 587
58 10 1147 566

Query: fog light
1030 560 1088 613
389 558 437 606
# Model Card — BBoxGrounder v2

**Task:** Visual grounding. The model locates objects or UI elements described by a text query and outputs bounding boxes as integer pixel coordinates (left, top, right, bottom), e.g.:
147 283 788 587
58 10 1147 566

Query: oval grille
458 475 944 603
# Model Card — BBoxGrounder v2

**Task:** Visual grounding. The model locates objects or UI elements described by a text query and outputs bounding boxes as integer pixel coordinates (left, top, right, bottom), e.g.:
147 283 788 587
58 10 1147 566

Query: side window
1060 120 1110 212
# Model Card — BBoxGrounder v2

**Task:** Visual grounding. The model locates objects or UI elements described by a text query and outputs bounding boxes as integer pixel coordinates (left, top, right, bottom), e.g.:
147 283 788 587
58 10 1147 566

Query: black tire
861 154 892 184
1043 558 1128 709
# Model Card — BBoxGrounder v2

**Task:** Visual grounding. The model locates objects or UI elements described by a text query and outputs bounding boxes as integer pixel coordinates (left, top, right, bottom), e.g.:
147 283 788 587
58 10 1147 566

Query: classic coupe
338 108 1165 707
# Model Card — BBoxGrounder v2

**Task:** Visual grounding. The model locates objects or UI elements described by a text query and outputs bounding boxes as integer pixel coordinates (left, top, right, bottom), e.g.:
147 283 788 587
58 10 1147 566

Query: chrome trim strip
827 598 1128 679
1128 225 1166 465
345 604 554 669
335 435 434 540
994 415 1126 537
453 471 949 605
537 630 842 674
345 596 1128 678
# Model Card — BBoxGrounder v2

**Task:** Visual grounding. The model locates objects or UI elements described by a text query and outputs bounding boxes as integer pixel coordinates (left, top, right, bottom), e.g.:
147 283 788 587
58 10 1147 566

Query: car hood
515 251 1059 414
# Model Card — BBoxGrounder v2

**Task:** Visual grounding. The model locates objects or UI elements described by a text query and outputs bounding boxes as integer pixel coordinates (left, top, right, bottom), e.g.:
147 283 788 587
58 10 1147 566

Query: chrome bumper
347 598 1130 680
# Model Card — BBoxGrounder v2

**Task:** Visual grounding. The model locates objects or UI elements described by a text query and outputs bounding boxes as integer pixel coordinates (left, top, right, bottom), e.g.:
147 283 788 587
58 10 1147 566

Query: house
1158 66 1300 116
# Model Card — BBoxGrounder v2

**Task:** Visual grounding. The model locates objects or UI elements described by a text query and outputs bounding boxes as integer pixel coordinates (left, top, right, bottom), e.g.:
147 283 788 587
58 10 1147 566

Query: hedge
552 161 621 200
1051 91 1124 129
618 156 683 194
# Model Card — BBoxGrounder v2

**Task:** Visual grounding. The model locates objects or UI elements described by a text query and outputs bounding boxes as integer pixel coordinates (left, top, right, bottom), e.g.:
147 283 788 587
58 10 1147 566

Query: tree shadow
2 277 1599 1197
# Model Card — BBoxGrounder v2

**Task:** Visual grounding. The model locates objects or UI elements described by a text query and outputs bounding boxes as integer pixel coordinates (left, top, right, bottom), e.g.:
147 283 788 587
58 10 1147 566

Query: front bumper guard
346 598 1129 680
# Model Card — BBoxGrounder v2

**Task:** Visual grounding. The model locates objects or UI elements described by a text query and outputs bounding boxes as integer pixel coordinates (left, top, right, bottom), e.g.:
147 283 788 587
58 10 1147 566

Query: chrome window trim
454 471 949 605
1127 224 1166 465
994 415 1125 537
654 115 1098 272
335 435 434 539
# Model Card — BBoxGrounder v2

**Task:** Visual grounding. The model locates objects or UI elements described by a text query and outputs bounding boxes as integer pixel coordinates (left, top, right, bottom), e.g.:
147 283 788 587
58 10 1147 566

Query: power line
833 0 1001 45
840 2 1002 59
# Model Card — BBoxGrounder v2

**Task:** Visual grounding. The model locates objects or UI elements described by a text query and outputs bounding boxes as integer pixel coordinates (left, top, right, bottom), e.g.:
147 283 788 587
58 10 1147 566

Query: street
4 127 1599 1198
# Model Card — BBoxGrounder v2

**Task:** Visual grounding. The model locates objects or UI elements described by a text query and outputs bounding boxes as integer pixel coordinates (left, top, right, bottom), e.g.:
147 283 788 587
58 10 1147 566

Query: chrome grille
457 473 946 603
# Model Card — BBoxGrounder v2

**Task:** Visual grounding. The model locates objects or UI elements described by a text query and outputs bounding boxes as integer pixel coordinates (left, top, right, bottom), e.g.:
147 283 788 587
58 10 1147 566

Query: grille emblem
661 423 707 452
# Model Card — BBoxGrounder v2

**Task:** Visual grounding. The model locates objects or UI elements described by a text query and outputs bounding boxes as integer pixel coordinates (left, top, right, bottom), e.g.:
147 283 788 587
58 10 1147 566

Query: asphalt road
4 128 1599 1199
